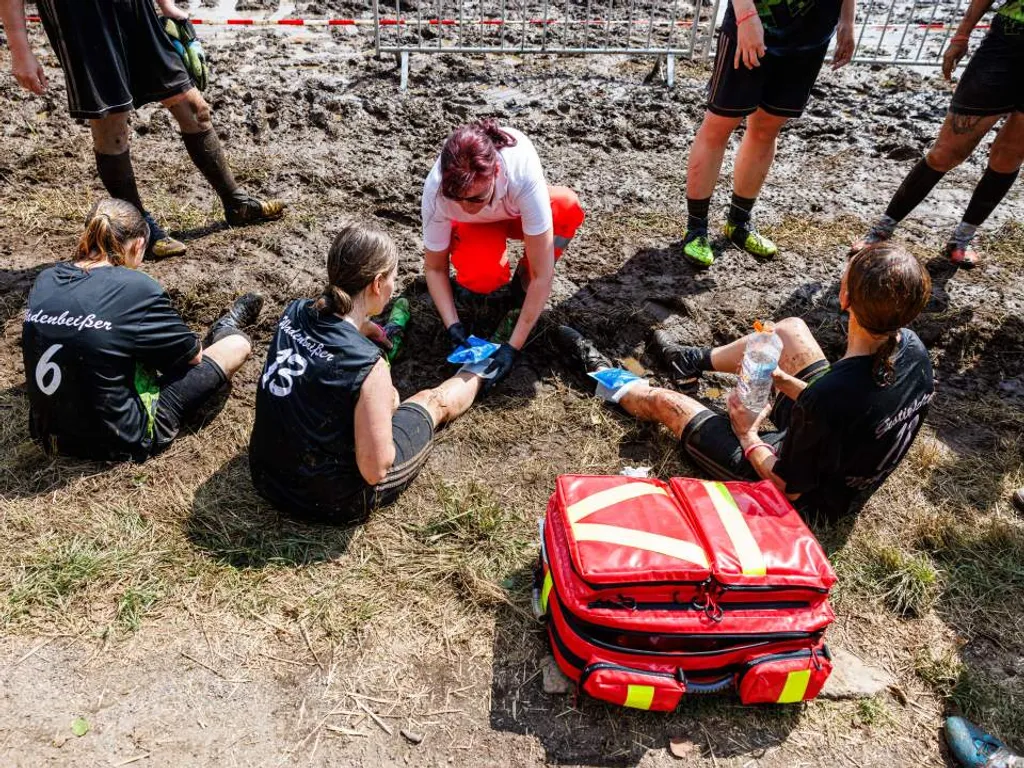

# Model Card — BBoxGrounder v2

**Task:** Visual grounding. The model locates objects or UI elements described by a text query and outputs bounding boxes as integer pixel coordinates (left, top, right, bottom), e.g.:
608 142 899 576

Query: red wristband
737 9 759 25
950 34 970 43
743 442 777 461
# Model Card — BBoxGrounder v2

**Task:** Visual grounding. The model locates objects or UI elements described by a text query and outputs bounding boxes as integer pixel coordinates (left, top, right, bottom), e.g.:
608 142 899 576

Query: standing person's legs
856 23 1016 251
164 89 285 227
945 111 1024 265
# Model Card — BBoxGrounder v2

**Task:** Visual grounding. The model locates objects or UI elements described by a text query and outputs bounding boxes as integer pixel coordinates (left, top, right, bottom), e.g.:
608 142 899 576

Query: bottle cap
752 320 774 333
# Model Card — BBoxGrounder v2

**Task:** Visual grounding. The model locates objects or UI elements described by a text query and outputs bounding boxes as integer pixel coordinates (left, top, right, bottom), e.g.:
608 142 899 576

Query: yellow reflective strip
777 670 811 703
624 684 655 710
566 483 669 524
572 523 709 568
540 571 553 614
704 481 767 577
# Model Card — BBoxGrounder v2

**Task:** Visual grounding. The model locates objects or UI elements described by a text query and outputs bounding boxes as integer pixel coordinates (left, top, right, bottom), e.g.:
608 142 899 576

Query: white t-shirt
421 127 552 253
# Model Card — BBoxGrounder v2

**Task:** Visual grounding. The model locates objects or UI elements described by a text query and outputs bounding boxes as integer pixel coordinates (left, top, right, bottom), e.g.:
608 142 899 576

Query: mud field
1 6 1023 768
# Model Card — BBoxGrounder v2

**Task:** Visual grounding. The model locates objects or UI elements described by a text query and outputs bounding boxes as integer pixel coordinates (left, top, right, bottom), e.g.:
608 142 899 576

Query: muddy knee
167 90 213 134
90 114 131 155
926 144 969 173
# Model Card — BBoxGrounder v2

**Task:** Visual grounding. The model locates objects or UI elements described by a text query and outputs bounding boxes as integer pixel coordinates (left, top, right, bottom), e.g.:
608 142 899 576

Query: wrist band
743 442 777 461
737 9 759 25
951 34 970 43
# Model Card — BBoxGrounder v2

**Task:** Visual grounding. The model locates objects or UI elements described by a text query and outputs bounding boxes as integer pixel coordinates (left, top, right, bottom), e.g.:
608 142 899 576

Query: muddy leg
732 109 788 200
685 111 744 200
618 383 709 440
709 317 825 376
406 373 485 428
201 335 252 378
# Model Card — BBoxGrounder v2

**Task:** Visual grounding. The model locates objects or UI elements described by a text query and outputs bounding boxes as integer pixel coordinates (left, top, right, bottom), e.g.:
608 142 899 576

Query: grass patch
839 541 941 618
115 580 163 633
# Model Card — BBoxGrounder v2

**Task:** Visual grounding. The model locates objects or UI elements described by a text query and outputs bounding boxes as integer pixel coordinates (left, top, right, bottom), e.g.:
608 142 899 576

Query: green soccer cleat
724 220 778 259
682 230 715 269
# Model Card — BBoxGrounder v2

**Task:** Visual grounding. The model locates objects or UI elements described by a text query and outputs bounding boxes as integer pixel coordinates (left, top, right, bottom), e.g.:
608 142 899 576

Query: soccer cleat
204 292 264 347
553 325 613 375
944 241 981 268
224 191 286 227
944 717 1020 768
650 330 707 392
143 212 186 259
724 220 778 259
682 229 715 268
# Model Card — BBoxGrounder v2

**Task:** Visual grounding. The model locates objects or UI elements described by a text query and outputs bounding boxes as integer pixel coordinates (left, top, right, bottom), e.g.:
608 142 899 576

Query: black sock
181 128 240 204
728 193 757 227
94 150 145 213
884 158 946 223
686 196 711 233
696 347 714 371
963 165 1020 227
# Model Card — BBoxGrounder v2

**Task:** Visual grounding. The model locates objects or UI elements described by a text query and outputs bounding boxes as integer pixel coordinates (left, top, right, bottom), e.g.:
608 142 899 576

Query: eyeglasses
446 178 495 204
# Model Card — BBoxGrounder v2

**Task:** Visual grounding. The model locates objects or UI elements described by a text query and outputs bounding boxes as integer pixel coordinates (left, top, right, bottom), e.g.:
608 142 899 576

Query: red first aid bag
537 475 836 709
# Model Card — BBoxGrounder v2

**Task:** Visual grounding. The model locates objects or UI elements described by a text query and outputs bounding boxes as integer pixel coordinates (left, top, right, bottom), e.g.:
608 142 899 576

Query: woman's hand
832 21 855 69
12 49 47 94
771 367 807 401
362 321 393 351
157 0 190 21
728 389 769 442
735 15 767 70
942 39 969 81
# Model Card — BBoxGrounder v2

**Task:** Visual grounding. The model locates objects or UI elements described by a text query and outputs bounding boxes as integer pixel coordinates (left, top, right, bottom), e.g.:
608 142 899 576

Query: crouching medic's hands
447 322 470 350
482 343 519 392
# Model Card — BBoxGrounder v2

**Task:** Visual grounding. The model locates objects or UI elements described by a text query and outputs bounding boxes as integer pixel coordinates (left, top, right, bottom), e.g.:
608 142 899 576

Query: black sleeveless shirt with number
249 299 383 518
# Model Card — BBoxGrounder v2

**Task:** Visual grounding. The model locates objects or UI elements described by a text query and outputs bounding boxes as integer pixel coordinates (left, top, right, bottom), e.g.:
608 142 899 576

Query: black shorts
151 357 228 452
36 0 193 120
707 31 829 119
679 359 830 480
950 16 1024 117
334 403 436 521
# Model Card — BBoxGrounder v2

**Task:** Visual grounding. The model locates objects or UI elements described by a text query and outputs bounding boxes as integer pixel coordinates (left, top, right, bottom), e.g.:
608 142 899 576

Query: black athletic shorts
36 0 193 120
707 31 829 119
950 16 1024 117
680 359 831 481
152 357 228 452
333 403 436 522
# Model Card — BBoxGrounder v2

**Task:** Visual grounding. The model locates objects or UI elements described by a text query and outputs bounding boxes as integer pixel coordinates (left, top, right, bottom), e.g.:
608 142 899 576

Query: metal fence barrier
373 0 985 88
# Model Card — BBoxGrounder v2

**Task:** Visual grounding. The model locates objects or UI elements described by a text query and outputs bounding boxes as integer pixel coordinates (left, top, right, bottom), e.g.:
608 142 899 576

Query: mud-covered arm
508 229 554 351
1 0 47 94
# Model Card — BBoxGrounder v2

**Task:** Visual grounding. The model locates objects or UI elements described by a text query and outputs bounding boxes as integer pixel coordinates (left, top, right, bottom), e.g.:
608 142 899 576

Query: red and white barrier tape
19 15 989 30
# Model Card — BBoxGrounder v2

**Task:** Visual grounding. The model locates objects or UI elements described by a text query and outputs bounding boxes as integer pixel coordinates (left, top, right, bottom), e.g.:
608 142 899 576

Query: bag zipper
736 644 831 686
578 661 681 691
588 598 811 612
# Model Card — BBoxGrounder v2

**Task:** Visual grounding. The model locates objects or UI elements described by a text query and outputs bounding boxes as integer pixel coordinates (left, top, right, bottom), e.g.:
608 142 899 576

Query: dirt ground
1 5 1023 767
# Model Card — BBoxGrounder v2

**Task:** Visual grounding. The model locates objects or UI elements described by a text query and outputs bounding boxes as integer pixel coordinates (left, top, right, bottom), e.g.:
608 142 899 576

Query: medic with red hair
421 119 585 389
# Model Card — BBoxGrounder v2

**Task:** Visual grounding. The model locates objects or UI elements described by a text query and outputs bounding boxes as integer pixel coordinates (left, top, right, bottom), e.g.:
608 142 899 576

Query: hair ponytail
76 198 149 267
314 221 398 317
846 243 931 388
439 118 518 200
870 333 899 387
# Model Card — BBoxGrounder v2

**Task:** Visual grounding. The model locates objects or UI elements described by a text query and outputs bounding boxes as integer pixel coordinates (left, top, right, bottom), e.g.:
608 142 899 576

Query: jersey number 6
35 344 64 396
262 348 308 397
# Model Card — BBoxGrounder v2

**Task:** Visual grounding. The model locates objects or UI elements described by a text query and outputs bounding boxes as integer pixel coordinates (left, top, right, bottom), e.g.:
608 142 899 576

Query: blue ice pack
447 336 501 365
588 367 644 403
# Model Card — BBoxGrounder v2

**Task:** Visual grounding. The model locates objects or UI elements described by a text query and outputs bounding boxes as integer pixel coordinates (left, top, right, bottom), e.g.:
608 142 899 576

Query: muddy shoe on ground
723 220 777 259
204 292 264 347
223 191 286 227
943 241 981 269
650 329 707 393
944 716 1021 767
553 325 612 375
682 229 714 269
849 216 896 256
143 212 186 259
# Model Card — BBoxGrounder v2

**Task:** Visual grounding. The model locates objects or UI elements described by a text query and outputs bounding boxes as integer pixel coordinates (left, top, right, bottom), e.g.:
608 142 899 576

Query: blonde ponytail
76 198 149 267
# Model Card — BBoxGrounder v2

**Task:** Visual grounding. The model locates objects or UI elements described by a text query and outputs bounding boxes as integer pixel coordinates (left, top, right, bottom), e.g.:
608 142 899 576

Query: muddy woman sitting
421 118 586 390
556 244 934 522
249 222 487 524
22 198 262 462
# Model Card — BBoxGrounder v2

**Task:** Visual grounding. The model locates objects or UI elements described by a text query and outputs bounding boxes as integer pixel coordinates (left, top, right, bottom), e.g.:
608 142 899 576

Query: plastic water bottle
736 321 783 412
